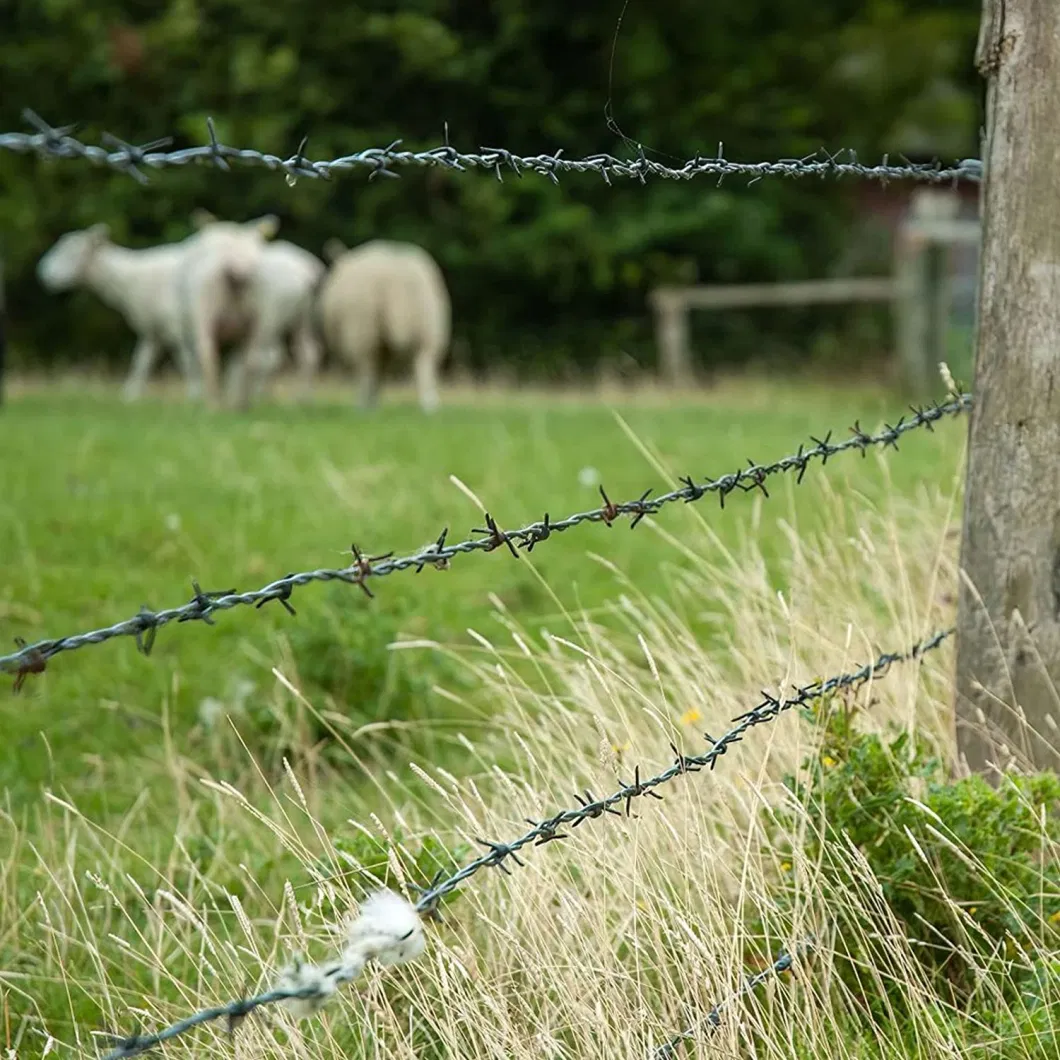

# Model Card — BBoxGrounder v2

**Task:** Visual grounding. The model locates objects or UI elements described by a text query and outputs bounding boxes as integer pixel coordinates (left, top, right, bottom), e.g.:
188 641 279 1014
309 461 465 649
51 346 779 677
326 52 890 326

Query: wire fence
98 628 949 1060
0 392 971 686
0 110 983 187
2 99 979 1058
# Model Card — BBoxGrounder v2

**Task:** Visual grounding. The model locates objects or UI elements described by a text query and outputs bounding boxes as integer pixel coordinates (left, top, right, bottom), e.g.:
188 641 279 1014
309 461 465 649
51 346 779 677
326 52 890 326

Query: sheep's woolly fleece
275 889 427 1019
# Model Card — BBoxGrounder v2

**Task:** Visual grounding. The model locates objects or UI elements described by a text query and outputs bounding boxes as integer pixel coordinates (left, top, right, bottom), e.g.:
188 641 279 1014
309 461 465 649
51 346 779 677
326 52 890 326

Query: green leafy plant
324 826 472 917
769 692 1060 1012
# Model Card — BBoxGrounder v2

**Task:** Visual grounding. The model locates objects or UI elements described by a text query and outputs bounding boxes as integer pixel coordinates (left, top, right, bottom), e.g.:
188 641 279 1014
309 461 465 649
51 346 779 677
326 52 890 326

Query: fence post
954 0 1060 777
649 288 692 385
894 189 959 396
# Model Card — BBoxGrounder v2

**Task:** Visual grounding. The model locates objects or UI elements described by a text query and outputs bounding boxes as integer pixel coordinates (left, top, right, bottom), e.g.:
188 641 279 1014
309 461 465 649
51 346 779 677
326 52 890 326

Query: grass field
6 373 1058 1059
0 373 964 812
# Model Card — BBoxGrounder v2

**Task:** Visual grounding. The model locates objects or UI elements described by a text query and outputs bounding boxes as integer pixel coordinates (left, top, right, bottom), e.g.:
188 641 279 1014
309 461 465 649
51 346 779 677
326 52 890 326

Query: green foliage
330 826 470 900
1 0 980 375
284 588 436 720
245 584 467 767
772 694 1060 1015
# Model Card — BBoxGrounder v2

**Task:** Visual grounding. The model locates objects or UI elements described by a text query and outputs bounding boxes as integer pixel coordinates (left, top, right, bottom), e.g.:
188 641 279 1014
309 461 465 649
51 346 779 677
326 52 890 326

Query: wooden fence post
649 288 692 385
895 189 963 396
954 0 1060 777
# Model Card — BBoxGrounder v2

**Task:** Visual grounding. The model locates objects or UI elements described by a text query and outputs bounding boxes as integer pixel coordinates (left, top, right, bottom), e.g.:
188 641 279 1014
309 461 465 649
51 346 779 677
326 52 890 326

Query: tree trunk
954 0 1060 777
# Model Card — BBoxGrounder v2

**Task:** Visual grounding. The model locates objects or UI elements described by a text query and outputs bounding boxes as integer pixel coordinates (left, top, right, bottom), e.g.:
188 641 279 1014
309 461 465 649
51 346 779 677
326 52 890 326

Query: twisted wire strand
409 628 952 914
0 395 970 682
1 110 983 186
652 937 816 1058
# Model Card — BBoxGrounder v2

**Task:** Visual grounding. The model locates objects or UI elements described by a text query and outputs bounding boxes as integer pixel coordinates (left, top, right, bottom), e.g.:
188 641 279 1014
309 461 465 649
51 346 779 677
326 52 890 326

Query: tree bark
954 0 1060 777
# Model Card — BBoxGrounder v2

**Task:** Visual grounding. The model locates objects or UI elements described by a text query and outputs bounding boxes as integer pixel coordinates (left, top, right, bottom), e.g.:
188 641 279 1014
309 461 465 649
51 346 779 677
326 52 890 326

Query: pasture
0 374 962 813
9 373 1045 1060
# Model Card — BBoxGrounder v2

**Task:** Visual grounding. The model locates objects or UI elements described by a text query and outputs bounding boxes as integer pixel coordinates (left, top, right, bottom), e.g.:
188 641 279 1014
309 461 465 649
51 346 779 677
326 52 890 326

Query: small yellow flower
968 907 977 916
1049 909 1060 924
780 861 792 873
680 707 702 726
612 740 631 755
821 754 837 769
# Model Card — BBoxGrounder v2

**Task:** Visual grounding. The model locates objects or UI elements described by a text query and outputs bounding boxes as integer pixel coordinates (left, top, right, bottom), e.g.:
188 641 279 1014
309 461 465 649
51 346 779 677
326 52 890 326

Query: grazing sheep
187 210 325 408
316 238 451 413
36 216 281 405
36 223 196 399
172 214 281 408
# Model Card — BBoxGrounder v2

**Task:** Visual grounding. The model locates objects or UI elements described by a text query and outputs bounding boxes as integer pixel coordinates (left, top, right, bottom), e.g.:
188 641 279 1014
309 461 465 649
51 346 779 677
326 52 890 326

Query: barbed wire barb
0 112 983 186
0 395 971 683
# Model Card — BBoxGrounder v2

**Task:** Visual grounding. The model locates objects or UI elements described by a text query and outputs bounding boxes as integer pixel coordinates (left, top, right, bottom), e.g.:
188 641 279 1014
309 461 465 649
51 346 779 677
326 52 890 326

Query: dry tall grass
5 439 1057 1060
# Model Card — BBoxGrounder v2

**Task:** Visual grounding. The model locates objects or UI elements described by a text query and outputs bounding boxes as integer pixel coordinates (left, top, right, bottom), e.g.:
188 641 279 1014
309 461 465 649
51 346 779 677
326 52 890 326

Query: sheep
172 214 281 408
186 210 326 408
36 216 281 405
36 223 197 399
316 238 451 414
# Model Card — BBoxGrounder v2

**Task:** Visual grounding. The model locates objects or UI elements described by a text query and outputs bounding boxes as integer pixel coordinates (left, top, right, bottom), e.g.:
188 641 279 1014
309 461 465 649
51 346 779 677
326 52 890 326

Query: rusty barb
2 110 983 188
0 395 970 688
96 629 947 1060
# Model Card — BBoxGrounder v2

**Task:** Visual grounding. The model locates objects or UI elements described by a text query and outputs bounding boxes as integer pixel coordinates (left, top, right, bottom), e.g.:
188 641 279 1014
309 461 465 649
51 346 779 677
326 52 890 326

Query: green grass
0 375 965 827
7 372 1032 1060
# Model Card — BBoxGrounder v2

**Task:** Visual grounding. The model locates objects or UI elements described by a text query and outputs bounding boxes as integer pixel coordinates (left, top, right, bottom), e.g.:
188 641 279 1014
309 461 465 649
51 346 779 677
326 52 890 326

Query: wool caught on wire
344 887 428 970
271 888 427 1021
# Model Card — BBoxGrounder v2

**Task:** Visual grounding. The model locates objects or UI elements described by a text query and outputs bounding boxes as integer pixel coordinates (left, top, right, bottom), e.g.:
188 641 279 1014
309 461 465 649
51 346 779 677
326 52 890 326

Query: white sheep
36 223 196 399
186 209 326 408
36 216 281 405
172 215 281 408
316 238 451 413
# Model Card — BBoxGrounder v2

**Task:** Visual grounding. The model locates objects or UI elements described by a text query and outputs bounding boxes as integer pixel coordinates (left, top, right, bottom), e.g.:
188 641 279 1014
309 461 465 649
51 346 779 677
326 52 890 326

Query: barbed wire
1 110 983 187
0 395 971 687
408 627 952 914
653 937 815 1059
97 628 947 1060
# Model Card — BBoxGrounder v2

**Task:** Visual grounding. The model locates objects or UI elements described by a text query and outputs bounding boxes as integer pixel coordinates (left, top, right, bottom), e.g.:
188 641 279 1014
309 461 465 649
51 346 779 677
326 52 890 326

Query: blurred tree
0 0 981 377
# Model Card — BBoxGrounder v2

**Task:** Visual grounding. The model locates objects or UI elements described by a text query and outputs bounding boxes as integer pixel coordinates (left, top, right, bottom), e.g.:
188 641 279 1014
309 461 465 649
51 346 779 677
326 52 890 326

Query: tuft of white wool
342 888 427 969
272 956 340 1019
316 238 451 415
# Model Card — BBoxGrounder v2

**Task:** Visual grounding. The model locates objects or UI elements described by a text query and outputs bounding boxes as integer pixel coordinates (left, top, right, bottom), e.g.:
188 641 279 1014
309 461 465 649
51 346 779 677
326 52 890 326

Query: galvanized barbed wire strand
99 973 353 1060
652 937 816 1058
0 395 971 683
409 627 952 914
97 630 946 1059
1 110 983 186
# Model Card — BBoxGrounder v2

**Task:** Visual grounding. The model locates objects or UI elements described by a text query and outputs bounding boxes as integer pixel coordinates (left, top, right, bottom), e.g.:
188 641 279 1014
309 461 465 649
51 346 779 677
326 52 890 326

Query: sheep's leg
235 341 283 408
292 319 322 395
413 344 441 414
173 337 204 400
249 344 283 403
223 349 251 411
357 351 380 410
123 335 161 402
194 325 223 408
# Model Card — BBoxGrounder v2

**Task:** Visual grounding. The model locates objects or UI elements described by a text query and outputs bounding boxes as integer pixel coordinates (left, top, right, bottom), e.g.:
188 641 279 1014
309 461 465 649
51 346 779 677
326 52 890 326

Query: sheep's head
37 223 110 291
188 212 281 288
189 209 280 242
